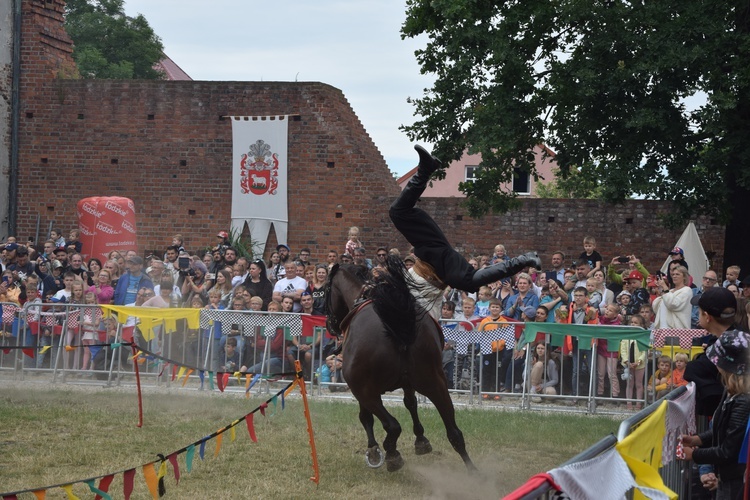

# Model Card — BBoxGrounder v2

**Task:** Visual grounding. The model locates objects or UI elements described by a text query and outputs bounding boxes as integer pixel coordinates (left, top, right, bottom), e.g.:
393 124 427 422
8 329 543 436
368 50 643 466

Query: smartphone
545 271 556 282
2 276 7 284
206 273 216 281
178 256 190 270
86 270 95 277
617 256 629 263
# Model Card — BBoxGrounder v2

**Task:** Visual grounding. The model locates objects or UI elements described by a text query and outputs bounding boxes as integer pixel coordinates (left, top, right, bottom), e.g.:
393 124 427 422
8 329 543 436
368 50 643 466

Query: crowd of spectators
1 228 749 404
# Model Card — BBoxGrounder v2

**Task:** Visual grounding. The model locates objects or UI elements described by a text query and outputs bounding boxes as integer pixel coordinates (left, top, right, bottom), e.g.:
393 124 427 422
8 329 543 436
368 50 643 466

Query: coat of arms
240 140 279 195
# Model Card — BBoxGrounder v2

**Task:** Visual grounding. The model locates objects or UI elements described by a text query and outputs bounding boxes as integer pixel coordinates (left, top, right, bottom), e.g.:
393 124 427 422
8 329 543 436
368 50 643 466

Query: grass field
0 381 622 499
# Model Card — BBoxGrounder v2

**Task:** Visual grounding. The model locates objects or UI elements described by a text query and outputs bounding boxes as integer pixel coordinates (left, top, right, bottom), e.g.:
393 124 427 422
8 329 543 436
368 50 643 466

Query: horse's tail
369 256 417 346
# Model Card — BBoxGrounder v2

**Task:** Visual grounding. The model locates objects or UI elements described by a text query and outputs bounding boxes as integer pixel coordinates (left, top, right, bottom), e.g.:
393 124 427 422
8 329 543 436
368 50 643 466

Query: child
222 337 240 373
721 265 741 289
440 301 457 388
670 352 689 388
647 355 673 400
616 290 632 318
248 296 263 312
80 292 102 372
65 229 82 254
578 236 602 278
620 314 648 410
52 272 76 303
596 304 621 401
681 330 750 499
638 304 654 329
49 228 65 249
344 226 363 257
474 286 492 318
478 298 511 393
586 281 603 310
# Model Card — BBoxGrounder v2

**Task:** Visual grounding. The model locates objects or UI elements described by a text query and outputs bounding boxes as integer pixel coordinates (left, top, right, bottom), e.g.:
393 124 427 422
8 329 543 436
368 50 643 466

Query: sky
123 0 433 178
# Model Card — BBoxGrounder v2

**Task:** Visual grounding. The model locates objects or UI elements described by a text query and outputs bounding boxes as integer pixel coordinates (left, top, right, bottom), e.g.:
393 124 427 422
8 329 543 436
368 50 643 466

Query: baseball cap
4 243 18 252
54 246 67 254
522 306 537 319
690 287 736 319
127 256 144 265
668 247 684 256
705 330 749 375
625 270 643 282
276 244 290 252
403 254 416 263
217 230 229 239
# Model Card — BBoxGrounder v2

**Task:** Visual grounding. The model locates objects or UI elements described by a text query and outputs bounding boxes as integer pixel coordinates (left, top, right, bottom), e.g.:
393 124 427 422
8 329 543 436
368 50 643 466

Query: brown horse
325 258 475 472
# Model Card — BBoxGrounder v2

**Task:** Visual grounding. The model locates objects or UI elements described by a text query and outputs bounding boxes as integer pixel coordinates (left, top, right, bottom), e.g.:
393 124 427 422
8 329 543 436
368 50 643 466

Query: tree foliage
64 0 165 79
535 165 603 200
401 0 750 225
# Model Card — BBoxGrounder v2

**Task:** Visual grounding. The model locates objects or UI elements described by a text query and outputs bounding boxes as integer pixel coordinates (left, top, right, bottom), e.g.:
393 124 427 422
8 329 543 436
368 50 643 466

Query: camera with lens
177 255 195 277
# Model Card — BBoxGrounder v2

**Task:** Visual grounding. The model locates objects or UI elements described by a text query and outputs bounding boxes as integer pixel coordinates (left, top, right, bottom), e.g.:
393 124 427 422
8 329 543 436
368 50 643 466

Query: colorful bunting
157 460 168 497
185 445 195 473
85 480 111 500
141 462 159 500
94 475 114 500
32 491 45 500
246 413 258 443
61 484 80 499
123 468 135 500
167 452 180 485
214 432 224 458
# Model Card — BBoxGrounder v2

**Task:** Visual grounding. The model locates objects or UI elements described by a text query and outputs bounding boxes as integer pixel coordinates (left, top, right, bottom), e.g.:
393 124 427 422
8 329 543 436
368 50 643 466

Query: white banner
230 116 289 255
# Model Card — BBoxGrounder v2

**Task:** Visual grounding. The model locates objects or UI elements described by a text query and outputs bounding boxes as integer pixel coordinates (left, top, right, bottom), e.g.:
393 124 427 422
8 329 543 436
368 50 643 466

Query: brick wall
14 0 726 275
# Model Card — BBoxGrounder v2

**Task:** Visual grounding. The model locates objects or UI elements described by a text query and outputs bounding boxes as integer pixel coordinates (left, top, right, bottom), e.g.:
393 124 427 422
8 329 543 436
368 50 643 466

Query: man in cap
685 287 738 416
113 255 154 305
272 244 290 281
8 245 34 282
389 145 540 294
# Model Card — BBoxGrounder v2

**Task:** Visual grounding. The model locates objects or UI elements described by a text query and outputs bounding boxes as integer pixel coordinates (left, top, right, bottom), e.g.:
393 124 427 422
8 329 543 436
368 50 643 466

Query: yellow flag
616 401 676 500
61 484 80 500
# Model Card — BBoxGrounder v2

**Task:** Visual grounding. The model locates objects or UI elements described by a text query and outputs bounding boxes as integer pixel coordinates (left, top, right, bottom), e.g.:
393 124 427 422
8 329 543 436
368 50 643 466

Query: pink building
397 145 558 197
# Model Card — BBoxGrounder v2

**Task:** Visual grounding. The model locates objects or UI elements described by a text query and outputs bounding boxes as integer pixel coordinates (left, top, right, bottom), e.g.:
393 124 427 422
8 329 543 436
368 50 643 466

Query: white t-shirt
273 276 307 312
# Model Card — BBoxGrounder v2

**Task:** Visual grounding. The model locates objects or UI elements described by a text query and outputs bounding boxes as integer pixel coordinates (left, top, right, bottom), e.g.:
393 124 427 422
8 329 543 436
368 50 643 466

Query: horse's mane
368 256 417 346
325 263 370 336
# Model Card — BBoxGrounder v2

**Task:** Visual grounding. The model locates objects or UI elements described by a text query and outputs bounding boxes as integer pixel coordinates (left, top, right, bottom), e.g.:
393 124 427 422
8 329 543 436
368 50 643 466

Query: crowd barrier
0 302 344 395
1 303 711 410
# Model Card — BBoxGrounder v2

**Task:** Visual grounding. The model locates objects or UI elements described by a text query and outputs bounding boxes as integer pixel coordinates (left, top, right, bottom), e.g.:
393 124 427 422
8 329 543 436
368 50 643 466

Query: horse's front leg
358 404 383 468
369 400 404 472
403 386 432 455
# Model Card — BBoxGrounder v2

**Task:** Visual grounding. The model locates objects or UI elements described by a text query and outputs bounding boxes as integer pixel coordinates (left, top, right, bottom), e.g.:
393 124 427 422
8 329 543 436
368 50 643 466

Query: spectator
65 229 82 254
113 256 153 306
88 269 114 305
267 250 281 281
164 245 180 282
495 278 514 311
477 298 511 394
670 352 689 388
491 244 510 265
722 265 741 289
243 259 273 310
272 261 307 312
685 287 738 416
652 265 692 329
271 244 290 281
326 250 338 271
578 236 602 278
402 254 415 270
596 303 622 403
8 245 34 283
540 278 567 322
528 342 559 403
475 286 492 318
208 247 225 275
53 247 69 270
232 257 249 287
691 270 718 328
307 264 328 316
68 253 86 282
181 260 210 307
590 269 614 313
344 226 363 257
49 228 65 249
87 258 102 284
223 247 238 270
213 269 234 307
352 247 371 270
565 286 599 398
373 247 388 268
681 330 750 500
546 251 565 284
297 247 311 267
503 273 539 320
564 260 590 292
620 314 648 410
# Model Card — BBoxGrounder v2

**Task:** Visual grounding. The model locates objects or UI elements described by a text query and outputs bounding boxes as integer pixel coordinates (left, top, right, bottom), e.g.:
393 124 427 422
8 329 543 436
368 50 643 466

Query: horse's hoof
386 453 405 472
365 446 384 468
415 439 433 455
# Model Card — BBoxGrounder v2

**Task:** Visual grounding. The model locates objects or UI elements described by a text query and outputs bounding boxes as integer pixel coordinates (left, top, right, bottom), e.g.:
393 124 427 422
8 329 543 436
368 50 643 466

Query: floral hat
706 330 750 375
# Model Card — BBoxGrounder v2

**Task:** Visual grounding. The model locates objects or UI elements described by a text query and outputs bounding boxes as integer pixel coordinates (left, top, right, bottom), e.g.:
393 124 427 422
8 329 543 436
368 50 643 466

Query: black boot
391 145 442 210
472 252 542 286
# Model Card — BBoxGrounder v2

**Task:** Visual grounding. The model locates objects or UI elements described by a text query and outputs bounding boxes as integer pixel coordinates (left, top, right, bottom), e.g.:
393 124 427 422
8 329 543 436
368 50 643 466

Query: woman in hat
681 330 750 500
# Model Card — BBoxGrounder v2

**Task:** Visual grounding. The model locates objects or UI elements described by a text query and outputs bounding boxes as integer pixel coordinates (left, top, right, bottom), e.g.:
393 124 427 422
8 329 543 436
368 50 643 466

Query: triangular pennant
39 345 51 354
157 460 168 497
208 371 214 390
182 368 194 387
123 468 136 500
142 462 159 500
246 413 258 442
167 452 180 485
95 475 115 500
171 364 178 382
281 391 286 410
4 494 18 500
284 379 298 398
61 484 80 500
22 348 35 359
270 395 278 416
199 370 205 389
259 402 268 417
1 349 9 355
214 432 224 457
32 490 46 500
199 438 206 460
85 480 111 500
230 424 236 442
176 366 186 382
185 445 195 473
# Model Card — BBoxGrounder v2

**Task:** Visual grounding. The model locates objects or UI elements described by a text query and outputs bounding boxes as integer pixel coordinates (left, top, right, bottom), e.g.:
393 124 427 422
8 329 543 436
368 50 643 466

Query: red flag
123 469 136 500
259 402 268 417
167 452 180 485
217 372 227 392
246 413 257 442
300 315 327 338
95 474 115 500
21 348 35 359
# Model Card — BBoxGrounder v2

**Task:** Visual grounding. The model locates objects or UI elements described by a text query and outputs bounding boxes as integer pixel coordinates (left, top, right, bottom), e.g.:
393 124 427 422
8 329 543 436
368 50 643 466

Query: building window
465 166 479 182
513 168 530 194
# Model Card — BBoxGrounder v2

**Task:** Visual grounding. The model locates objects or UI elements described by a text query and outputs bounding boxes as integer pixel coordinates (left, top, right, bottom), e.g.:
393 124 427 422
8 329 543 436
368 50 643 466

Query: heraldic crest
240 139 279 195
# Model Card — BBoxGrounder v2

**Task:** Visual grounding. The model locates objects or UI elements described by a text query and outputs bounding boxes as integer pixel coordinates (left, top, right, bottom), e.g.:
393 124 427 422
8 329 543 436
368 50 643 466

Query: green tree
64 0 164 79
535 165 603 200
402 0 750 271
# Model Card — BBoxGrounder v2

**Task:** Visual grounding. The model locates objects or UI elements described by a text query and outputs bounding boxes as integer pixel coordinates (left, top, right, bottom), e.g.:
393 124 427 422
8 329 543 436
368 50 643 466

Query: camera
179 268 196 278
617 256 629 263
178 256 190 270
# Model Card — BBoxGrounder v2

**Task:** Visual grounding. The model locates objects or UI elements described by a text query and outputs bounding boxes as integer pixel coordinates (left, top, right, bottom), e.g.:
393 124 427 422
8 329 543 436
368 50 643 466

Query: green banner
522 323 651 350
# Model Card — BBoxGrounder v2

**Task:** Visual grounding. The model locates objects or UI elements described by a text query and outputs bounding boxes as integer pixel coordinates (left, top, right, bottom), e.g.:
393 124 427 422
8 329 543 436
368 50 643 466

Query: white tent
660 221 709 284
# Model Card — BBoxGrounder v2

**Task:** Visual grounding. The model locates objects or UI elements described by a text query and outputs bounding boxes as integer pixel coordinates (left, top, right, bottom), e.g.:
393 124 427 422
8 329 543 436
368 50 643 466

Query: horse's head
325 263 368 336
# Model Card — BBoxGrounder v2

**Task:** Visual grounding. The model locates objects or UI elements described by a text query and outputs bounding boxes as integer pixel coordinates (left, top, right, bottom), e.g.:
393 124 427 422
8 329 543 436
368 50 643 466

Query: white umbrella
660 221 709 285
